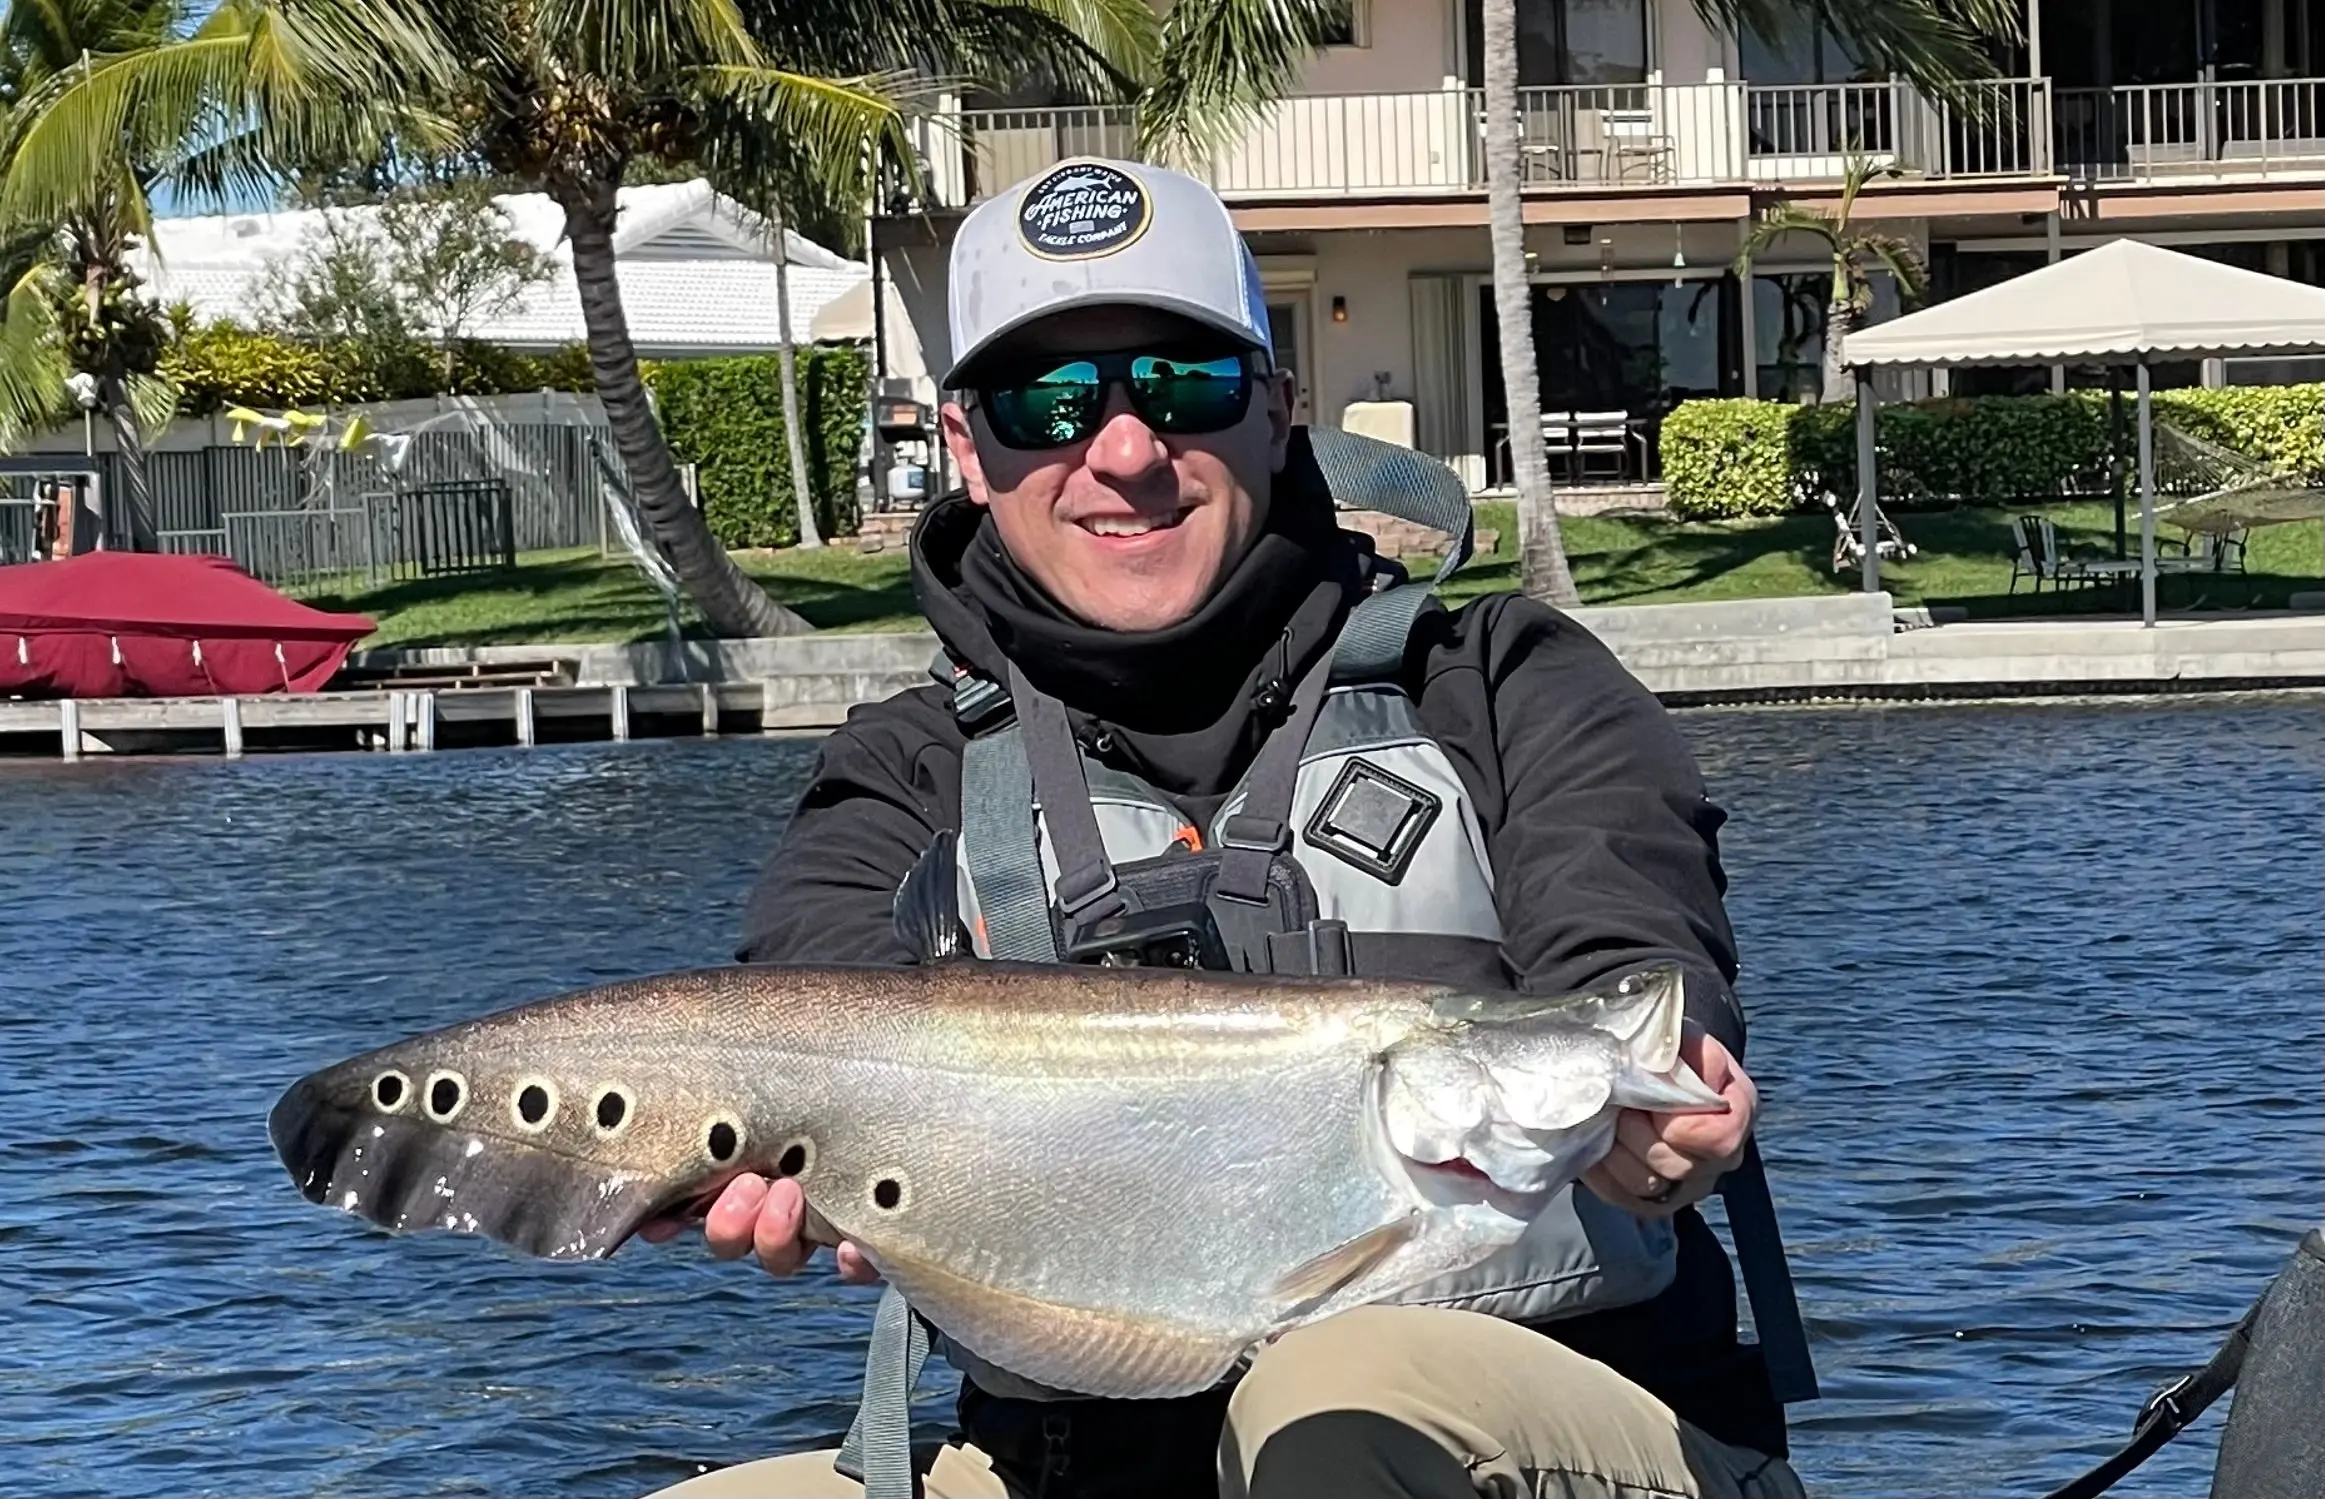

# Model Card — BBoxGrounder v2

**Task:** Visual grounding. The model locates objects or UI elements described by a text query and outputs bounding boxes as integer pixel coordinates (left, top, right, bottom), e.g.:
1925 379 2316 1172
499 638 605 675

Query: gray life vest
834 431 1815 1497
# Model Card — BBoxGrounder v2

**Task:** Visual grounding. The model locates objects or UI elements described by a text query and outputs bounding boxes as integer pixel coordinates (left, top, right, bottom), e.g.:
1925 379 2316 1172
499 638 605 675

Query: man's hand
638 1174 882 1284
1583 1029 1755 1220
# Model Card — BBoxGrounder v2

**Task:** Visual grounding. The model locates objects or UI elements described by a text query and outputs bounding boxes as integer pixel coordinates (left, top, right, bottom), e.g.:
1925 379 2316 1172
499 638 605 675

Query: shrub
645 347 871 549
1659 384 2325 519
162 321 598 415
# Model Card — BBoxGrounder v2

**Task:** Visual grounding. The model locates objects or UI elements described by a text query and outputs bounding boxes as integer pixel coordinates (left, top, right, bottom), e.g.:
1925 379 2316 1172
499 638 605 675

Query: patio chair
1571 411 1633 482
2037 516 2140 594
2008 514 2047 593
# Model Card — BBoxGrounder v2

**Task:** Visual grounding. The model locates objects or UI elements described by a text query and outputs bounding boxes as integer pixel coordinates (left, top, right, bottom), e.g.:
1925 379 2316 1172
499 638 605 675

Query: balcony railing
906 79 2053 208
2055 79 2325 181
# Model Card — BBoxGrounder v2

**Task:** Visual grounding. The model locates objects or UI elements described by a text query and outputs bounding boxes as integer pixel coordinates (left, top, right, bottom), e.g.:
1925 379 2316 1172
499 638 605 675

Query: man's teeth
1082 511 1187 537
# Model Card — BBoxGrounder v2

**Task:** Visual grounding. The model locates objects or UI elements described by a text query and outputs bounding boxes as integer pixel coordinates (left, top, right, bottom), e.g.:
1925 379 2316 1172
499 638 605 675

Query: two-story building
863 0 2325 496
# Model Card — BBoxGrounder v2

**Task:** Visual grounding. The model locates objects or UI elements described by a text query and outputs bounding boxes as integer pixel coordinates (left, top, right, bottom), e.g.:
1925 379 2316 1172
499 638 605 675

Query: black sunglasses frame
968 348 1271 451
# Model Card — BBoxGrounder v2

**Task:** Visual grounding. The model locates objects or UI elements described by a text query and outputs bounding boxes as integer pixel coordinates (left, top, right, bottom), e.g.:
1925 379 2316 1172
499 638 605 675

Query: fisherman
650 157 1809 1499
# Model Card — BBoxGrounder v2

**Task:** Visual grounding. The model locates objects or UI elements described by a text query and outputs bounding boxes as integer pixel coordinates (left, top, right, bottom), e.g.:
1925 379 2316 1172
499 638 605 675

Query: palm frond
1854 233 1929 305
538 0 760 82
1134 0 1346 161
0 264 74 452
690 63 912 200
1683 0 2021 105
976 0 1156 84
1734 203 1840 270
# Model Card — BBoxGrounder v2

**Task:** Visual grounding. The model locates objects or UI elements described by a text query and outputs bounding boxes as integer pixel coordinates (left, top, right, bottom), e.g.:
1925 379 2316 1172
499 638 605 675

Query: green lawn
1452 501 2324 618
298 500 2324 650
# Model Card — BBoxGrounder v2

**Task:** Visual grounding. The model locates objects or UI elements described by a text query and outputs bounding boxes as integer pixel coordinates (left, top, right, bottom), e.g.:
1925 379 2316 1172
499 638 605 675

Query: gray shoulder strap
834 1284 934 1498
1717 1136 1821 1404
1307 428 1475 683
959 725 1060 962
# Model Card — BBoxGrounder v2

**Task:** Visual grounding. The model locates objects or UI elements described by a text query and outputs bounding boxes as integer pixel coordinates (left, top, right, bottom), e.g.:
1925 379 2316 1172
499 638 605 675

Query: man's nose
1081 386 1169 483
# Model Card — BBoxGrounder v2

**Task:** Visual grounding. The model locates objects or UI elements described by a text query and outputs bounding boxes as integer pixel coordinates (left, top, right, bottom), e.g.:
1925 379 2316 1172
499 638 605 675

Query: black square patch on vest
1304 758 1441 885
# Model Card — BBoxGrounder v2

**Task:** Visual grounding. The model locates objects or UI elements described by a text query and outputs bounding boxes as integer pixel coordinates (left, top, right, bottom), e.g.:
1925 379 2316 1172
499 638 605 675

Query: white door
1266 297 1313 424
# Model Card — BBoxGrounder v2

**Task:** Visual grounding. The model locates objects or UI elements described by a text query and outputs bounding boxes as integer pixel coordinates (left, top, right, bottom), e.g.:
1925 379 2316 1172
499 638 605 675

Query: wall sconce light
1597 236 1614 277
1331 295 1349 323
1671 223 1688 287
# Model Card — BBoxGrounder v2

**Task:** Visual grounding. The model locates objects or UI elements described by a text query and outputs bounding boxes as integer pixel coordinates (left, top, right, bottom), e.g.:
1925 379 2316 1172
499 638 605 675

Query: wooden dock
0 681 843 760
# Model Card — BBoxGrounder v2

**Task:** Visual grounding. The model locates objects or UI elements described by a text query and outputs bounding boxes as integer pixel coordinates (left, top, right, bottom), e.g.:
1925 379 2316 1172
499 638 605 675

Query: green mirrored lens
987 361 1102 447
1130 355 1251 432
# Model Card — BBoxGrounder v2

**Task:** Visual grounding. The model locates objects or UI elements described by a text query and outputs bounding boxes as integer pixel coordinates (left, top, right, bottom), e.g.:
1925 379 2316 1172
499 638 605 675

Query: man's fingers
750 1176 811 1275
705 1173 772 1261
1593 1138 1665 1200
1614 1112 1698 1181
836 1242 882 1285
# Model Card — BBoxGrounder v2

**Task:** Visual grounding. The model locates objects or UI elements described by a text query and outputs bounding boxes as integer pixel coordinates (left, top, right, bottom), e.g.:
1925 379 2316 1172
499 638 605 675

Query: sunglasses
973 350 1262 450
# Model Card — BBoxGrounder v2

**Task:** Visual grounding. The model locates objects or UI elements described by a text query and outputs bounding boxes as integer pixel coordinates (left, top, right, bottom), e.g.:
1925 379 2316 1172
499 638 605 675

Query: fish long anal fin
862 1243 1248 1401
1268 1212 1423 1305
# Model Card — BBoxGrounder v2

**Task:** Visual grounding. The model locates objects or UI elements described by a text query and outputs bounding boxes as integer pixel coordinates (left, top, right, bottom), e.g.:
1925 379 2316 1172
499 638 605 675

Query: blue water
1 698 2318 1497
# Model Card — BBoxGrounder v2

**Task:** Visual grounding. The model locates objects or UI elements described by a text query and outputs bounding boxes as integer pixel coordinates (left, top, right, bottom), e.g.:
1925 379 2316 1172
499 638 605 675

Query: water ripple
0 703 2317 1498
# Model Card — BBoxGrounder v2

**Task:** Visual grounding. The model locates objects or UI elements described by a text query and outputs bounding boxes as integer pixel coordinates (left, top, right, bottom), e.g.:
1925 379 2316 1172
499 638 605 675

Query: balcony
2054 79 2325 182
904 79 2054 209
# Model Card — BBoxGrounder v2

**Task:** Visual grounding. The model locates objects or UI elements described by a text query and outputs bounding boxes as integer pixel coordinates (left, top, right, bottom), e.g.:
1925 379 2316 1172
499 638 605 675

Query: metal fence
112 421 612 590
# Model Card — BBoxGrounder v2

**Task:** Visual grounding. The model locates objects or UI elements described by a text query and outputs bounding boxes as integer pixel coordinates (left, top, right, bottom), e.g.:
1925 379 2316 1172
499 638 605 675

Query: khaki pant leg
1221 1306 1804 1499
640 1443 1006 1499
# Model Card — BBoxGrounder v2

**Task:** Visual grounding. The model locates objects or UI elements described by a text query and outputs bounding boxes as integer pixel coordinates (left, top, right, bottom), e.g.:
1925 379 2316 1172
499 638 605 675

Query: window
1465 0 1648 88
1318 0 1369 48
1739 14 1869 85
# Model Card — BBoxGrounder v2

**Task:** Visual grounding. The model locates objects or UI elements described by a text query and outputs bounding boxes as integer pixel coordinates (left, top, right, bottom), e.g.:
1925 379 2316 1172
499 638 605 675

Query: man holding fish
666 158 1812 1497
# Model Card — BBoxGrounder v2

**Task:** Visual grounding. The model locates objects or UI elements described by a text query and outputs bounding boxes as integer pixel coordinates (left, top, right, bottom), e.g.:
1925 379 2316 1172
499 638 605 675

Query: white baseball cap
942 157 1272 388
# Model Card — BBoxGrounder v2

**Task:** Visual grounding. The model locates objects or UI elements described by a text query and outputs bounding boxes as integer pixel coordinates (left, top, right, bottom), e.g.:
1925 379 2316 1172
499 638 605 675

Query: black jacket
737 434 1786 1477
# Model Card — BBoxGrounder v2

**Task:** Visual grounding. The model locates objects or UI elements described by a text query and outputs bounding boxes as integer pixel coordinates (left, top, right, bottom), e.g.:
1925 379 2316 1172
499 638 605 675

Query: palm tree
1735 154 1928 403
0 0 199 550
1478 0 2016 605
0 0 1150 634
767 194 821 550
1480 0 1577 608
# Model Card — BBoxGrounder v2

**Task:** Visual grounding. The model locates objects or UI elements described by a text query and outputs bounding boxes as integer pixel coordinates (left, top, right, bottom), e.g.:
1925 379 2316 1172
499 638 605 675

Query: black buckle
1219 813 1290 853
1053 861 1121 919
2136 1374 2194 1437
1064 902 1229 970
950 669 1011 732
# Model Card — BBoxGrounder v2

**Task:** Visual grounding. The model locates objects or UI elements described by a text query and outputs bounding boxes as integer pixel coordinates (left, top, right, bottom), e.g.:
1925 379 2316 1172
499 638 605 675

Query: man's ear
1263 368 1295 474
939 400 992 508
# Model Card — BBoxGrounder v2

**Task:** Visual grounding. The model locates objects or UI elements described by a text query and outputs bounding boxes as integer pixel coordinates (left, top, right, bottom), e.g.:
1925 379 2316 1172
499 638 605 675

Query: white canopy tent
1840 238 2325 624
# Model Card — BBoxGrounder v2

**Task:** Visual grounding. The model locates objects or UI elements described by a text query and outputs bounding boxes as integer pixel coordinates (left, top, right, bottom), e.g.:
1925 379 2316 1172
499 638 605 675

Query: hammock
2150 421 2325 535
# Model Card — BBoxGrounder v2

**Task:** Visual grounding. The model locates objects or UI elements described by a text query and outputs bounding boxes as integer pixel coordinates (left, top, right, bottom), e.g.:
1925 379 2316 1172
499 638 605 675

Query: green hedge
1660 386 2325 520
645 347 871 549
161 322 598 414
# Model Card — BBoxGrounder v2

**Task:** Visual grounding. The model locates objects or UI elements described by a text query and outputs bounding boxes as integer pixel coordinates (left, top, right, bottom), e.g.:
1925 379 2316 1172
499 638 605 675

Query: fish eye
511 1079 558 1133
591 1084 633 1137
872 1176 905 1212
423 1071 468 1122
372 1071 409 1112
776 1140 811 1178
704 1116 742 1163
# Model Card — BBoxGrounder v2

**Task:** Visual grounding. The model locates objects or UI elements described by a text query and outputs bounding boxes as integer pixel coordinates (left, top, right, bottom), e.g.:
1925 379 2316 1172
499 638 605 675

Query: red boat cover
0 552 376 699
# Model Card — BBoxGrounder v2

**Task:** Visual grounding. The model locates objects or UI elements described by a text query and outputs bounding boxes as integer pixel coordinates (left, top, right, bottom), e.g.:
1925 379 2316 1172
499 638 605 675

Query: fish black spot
517 1084 552 1126
706 1120 738 1162
777 1142 809 1177
594 1088 629 1133
423 1072 467 1122
373 1072 407 1111
873 1178 903 1211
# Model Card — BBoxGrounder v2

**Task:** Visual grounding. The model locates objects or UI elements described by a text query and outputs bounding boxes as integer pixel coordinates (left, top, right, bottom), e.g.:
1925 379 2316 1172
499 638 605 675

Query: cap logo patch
1016 162 1150 261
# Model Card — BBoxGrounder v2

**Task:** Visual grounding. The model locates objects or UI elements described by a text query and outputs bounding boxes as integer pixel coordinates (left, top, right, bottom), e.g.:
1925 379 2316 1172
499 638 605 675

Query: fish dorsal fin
1270 1212 1422 1305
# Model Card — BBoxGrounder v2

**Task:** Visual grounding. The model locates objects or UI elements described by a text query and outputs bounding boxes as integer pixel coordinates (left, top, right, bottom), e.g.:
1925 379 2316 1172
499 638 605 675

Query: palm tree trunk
1481 0 1578 609
102 375 158 551
552 176 812 638
768 197 823 550
1821 302 1855 404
